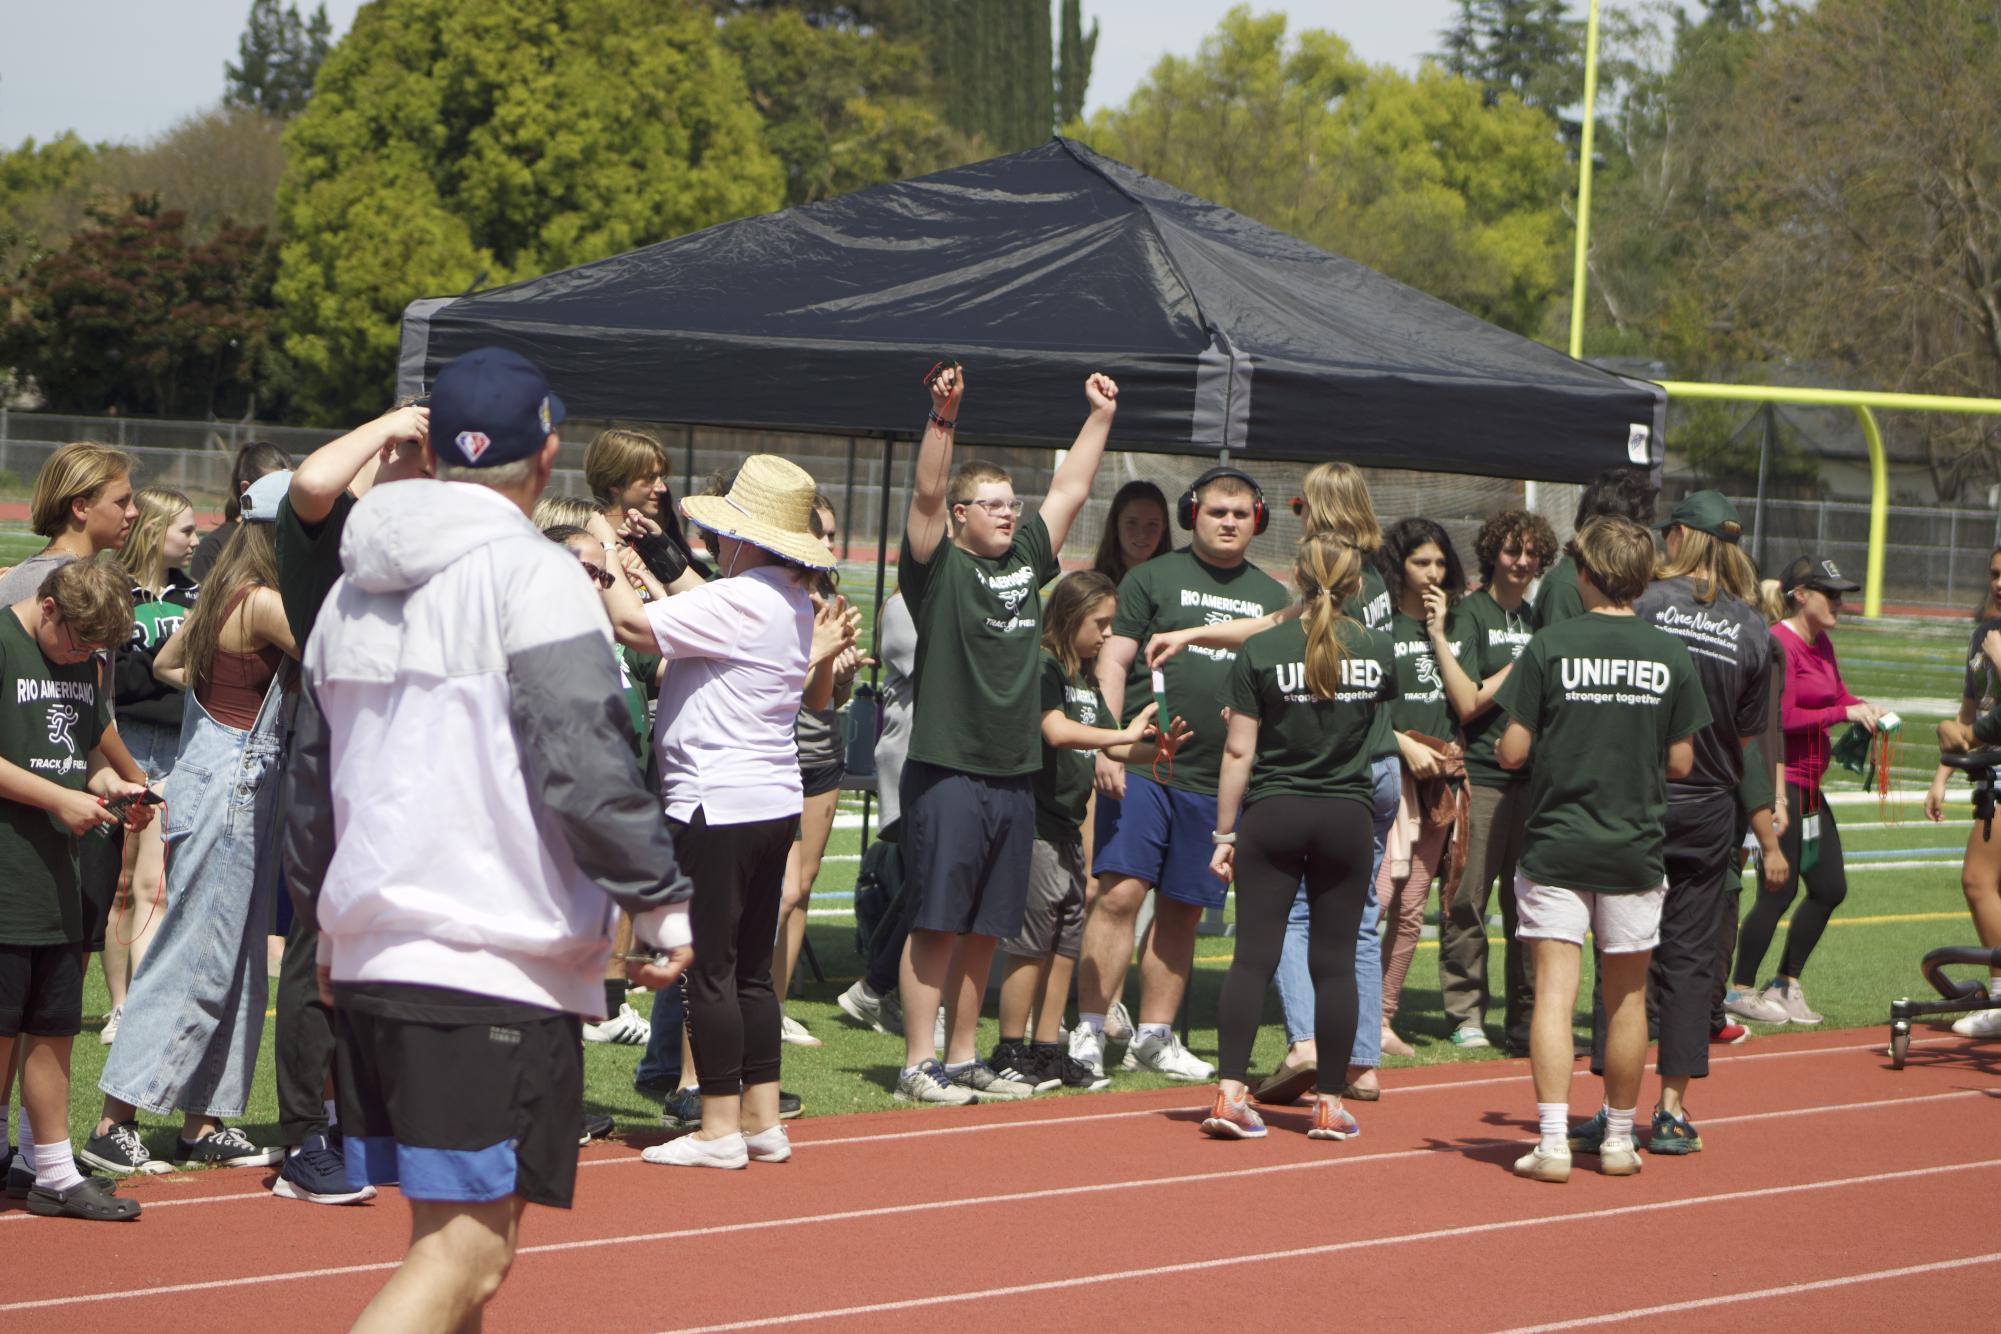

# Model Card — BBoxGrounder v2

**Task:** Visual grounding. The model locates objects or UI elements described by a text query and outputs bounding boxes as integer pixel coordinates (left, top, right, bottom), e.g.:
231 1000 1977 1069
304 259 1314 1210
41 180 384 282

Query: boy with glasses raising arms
892 363 1119 1104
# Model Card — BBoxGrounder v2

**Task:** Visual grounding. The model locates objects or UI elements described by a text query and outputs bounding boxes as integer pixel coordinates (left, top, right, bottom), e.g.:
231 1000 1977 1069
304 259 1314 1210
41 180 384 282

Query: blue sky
1 1 1481 148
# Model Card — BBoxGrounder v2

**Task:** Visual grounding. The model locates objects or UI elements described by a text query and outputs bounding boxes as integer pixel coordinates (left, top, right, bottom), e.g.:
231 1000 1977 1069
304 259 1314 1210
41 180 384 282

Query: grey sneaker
837 981 891 1034
1779 979 1823 1026
894 1059 975 1106
1124 1031 1215 1081
945 1059 1036 1102
1725 987 1790 1026
1068 1026 1107 1082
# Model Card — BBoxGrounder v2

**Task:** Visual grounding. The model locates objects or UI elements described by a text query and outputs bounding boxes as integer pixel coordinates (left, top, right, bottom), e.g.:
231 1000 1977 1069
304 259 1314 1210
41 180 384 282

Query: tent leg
1853 406 1886 618
865 435 897 846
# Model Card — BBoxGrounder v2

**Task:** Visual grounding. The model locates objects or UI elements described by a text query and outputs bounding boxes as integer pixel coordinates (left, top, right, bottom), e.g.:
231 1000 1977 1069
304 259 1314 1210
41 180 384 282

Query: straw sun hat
680 455 836 572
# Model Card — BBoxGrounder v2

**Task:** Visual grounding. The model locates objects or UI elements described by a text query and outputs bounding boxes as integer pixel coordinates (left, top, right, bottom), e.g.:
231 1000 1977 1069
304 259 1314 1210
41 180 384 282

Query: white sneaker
641 1131 748 1169
1951 1005 2001 1037
583 1002 651 1046
1068 1026 1107 1082
779 1014 822 1048
1513 1144 1572 1183
1125 1030 1215 1081
744 1125 791 1163
99 1005 121 1046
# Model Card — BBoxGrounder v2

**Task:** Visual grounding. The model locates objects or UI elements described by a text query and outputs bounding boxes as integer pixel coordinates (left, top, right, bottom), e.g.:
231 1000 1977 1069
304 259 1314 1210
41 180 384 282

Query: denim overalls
99 662 294 1118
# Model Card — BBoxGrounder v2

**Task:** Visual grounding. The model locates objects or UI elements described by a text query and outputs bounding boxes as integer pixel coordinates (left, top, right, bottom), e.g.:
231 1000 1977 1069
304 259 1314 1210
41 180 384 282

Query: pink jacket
1772 622 1859 792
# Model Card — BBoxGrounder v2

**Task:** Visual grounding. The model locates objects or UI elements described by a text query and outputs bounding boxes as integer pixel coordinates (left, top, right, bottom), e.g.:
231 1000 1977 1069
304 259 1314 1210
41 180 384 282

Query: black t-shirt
188 518 236 583
113 570 198 729
275 492 357 651
1633 576 1771 801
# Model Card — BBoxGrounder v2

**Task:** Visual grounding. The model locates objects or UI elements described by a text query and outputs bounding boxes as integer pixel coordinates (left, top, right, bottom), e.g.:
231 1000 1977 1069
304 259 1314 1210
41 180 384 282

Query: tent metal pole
841 437 858 562
683 425 695 500
864 434 897 846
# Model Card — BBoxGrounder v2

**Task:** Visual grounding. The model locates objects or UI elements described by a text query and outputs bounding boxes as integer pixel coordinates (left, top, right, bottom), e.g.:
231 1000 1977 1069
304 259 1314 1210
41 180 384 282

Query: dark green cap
1662 490 1743 544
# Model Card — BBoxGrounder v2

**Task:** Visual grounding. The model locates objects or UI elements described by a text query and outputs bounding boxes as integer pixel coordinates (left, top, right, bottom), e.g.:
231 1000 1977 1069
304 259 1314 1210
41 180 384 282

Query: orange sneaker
1200 1087 1267 1140
1307 1097 1359 1141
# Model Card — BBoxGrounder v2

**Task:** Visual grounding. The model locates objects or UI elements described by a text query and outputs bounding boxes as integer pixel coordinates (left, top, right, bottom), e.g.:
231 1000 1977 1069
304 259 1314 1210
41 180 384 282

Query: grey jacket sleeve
281 676 337 938
504 634 693 921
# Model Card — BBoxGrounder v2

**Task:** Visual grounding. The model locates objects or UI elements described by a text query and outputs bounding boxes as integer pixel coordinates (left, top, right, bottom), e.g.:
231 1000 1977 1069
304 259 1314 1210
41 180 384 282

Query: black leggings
1733 782 1846 987
1216 795 1371 1090
676 808 798 1097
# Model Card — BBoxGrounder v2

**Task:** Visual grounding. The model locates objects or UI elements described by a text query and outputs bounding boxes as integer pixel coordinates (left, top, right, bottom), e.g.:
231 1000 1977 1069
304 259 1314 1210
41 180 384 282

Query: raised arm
903 365 964 567
291 405 430 525
1039 374 1118 550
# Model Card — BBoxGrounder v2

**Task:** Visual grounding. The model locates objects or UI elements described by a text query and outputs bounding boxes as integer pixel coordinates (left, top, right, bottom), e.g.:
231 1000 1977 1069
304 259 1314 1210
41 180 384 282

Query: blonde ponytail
1296 533 1363 700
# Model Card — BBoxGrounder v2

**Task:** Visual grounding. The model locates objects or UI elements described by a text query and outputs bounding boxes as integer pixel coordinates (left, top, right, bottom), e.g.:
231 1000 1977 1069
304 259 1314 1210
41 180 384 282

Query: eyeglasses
963 498 1024 516
579 561 616 590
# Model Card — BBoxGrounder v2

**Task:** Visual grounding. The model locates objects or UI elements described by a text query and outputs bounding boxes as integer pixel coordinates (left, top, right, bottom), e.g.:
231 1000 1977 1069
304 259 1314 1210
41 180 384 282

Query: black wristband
630 531 688 585
928 409 957 430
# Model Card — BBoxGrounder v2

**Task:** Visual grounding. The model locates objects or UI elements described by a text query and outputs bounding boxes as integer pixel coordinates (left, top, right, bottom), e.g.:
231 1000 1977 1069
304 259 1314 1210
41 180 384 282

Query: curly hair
1473 510 1558 585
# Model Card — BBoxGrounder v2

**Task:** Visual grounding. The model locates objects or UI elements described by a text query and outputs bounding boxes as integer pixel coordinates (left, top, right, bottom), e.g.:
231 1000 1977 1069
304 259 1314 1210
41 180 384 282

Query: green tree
718 7 977 206
0 196 286 418
1437 0 1583 113
225 0 334 118
1079 7 1568 335
927 0 1052 153
274 0 783 422
1055 0 1100 127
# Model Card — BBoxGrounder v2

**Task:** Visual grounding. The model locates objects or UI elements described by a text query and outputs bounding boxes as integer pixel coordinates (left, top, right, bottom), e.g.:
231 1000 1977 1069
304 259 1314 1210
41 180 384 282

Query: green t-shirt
1033 653 1105 843
0 609 112 945
275 491 357 651
615 645 661 761
1346 564 1399 763
1532 553 1585 630
899 514 1061 777
1222 618 1396 809
1497 612 1712 894
1385 610 1469 740
1457 588 1535 787
1114 549 1288 796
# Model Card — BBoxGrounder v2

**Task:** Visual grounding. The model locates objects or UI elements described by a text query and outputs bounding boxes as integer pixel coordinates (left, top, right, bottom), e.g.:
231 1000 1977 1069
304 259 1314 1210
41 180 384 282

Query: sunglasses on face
579 560 616 589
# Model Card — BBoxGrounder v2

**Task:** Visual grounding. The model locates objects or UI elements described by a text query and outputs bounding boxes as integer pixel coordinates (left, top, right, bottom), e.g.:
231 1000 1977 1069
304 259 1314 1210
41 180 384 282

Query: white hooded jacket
282 480 690 1018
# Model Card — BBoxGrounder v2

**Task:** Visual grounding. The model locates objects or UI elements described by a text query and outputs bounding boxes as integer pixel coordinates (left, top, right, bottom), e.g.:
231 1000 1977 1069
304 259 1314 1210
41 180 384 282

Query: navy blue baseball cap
428 347 566 468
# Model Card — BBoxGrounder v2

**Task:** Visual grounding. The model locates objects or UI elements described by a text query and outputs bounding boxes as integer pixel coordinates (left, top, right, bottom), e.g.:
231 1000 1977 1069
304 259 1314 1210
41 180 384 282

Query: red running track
2 1028 1995 1332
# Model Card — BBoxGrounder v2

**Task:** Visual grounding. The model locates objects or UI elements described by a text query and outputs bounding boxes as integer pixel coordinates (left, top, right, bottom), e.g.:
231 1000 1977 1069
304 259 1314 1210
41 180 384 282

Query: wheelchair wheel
1889 1023 1910 1069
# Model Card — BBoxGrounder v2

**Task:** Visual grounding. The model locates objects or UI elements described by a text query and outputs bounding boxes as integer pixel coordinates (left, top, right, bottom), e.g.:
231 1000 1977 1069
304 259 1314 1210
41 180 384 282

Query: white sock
33 1138 84 1193
1605 1104 1636 1150
1537 1103 1569 1155
1078 1012 1106 1035
1988 978 2001 1001
1138 1023 1174 1043
323 1098 339 1130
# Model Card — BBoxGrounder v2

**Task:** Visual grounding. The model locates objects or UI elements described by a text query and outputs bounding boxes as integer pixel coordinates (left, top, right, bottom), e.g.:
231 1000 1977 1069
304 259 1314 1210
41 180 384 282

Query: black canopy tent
397 136 1664 481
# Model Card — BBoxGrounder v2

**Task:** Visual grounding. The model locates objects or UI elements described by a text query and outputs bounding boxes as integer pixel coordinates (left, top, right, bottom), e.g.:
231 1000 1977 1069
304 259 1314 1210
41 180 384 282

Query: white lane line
649 1159 2001 1333
1485 1252 2001 1333
9 1035 1961 1219
5 1094 1990 1315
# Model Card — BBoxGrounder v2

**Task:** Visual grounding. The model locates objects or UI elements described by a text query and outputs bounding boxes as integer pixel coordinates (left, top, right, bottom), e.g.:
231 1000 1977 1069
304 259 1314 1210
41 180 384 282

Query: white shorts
1513 875 1666 954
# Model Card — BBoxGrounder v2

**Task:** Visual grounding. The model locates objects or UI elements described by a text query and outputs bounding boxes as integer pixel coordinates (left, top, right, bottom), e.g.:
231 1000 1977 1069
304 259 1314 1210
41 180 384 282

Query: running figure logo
47 703 79 753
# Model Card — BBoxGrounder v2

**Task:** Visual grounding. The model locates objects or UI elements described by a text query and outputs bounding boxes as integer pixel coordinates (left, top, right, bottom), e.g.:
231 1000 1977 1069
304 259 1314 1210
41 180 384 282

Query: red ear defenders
1178 467 1269 535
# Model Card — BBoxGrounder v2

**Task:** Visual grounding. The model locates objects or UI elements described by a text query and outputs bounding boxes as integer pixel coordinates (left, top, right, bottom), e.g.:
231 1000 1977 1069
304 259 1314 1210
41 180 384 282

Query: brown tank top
195 588 284 729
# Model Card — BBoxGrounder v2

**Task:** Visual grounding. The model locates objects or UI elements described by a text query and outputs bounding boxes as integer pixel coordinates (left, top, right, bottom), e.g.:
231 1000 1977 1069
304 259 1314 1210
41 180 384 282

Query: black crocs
25 1175 139 1221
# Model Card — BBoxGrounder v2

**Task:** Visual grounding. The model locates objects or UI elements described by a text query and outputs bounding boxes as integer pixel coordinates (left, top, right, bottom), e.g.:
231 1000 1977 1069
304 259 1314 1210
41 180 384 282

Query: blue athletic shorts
1093 770 1225 910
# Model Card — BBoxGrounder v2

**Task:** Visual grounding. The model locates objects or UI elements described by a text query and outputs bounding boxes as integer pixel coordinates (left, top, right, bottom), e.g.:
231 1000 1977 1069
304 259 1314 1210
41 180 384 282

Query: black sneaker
81 1121 172 1177
175 1124 282 1168
778 1090 803 1120
578 1112 615 1146
26 1175 139 1221
272 1132 376 1205
661 1087 703 1130
993 1040 1062 1093
1031 1042 1111 1091
4 1149 29 1199
632 1073 681 1101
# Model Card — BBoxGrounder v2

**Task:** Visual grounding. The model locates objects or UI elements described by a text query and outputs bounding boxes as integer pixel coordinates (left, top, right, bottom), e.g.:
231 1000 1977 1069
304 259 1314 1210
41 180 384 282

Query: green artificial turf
34 605 1996 1156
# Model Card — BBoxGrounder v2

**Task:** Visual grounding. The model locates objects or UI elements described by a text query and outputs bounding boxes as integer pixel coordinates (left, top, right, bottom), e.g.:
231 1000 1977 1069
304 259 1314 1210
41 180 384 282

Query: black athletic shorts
334 982 584 1209
0 942 87 1038
899 759 1035 939
800 758 845 801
